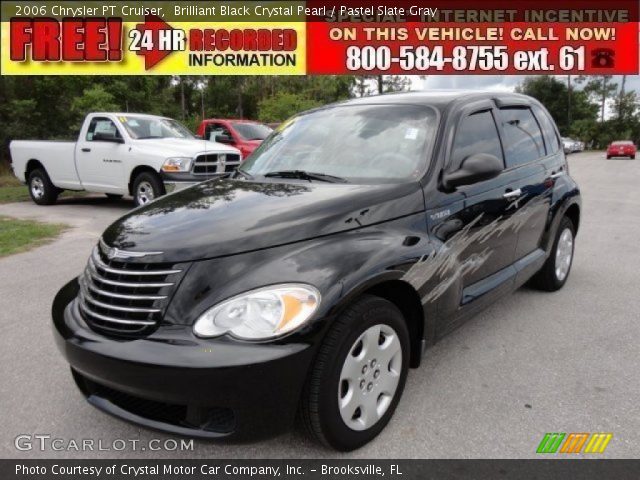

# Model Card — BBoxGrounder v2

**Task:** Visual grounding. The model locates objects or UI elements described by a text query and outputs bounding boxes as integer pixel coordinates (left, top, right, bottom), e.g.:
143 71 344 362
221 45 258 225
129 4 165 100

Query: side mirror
442 153 503 190
215 134 234 144
93 132 124 143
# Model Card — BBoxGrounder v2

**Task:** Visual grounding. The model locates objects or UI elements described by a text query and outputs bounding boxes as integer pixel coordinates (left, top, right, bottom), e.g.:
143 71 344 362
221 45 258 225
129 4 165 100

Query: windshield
120 116 195 140
241 105 437 183
232 122 273 141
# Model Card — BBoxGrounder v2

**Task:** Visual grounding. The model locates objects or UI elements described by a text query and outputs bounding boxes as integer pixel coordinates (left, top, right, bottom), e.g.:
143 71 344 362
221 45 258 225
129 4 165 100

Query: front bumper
52 279 316 440
161 172 223 194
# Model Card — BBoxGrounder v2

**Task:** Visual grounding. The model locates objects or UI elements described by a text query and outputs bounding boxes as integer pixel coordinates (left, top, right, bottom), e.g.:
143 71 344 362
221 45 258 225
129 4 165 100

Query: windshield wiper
264 170 348 183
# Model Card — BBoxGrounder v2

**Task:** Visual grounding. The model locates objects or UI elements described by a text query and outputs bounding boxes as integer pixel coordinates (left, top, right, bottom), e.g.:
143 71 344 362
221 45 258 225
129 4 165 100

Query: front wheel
132 172 164 207
531 216 575 291
28 168 59 205
300 295 409 451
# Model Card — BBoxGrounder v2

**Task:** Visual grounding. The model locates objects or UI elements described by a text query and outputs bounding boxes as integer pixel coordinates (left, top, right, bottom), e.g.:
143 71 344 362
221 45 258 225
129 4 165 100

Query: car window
532 105 560 154
451 110 503 171
120 116 193 139
232 122 273 140
500 108 545 167
242 104 438 184
86 117 121 142
205 123 232 142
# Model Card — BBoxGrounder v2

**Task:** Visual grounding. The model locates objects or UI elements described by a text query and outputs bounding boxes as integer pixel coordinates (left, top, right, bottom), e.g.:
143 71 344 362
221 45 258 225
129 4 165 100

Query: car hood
101 179 425 263
130 138 240 158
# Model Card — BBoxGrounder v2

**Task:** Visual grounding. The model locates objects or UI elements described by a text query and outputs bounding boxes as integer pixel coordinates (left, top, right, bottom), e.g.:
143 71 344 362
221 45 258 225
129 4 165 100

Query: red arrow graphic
133 14 175 70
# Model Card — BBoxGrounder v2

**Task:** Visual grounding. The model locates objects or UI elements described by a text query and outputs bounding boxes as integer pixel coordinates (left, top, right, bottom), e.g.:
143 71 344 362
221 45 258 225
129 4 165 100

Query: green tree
578 75 618 123
257 92 321 122
70 85 119 132
517 76 598 135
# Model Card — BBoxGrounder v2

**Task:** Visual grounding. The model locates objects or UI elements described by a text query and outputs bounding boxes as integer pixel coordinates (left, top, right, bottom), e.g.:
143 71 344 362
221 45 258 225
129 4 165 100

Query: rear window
532 105 560 154
612 141 633 146
499 108 545 168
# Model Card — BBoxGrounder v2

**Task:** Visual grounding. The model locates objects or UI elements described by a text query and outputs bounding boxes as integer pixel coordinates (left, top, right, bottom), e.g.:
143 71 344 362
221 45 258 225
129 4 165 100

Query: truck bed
10 140 80 188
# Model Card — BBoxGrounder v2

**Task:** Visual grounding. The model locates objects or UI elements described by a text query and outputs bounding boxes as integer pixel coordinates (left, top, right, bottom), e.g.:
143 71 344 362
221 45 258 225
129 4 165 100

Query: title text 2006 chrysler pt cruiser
53 92 581 451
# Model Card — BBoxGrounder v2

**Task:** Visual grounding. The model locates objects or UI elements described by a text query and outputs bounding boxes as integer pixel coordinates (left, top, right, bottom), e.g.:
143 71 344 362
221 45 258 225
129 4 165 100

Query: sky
411 75 640 93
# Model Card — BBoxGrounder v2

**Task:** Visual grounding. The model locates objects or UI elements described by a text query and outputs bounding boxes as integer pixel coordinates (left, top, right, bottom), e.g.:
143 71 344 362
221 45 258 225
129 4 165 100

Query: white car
562 137 577 154
10 113 242 206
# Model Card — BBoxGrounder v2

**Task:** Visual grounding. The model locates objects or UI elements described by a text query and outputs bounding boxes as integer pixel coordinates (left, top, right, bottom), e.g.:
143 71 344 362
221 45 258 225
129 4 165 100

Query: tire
606 155 611 159
631 155 635 160
300 295 410 451
105 193 123 201
27 168 59 205
531 216 576 292
132 171 164 207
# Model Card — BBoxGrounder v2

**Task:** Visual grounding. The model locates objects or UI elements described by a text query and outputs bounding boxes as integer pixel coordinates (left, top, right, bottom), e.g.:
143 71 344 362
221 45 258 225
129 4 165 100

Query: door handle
81 148 91 152
503 188 522 199
550 171 564 179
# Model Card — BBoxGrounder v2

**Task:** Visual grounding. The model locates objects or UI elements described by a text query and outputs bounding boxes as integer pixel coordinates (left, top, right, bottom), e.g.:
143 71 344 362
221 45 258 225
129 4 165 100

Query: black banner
3 459 640 480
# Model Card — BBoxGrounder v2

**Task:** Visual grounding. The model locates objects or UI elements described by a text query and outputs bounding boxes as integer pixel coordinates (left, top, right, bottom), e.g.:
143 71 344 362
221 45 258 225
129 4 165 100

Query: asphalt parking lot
1 151 639 459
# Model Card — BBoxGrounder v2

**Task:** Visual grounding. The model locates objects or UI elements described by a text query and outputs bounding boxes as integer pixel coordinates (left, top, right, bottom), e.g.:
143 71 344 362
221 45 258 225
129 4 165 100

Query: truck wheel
132 172 164 207
531 216 575 292
300 295 409 451
28 168 59 206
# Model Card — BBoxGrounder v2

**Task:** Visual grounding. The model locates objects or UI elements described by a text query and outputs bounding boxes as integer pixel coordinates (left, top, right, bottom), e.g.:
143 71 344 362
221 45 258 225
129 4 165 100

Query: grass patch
0 216 68 257
0 185 31 204
0 173 88 204
0 169 30 203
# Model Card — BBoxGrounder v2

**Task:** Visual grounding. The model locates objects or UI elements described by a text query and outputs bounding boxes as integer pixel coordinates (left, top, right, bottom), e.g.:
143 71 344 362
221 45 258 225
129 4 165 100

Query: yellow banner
1 20 306 75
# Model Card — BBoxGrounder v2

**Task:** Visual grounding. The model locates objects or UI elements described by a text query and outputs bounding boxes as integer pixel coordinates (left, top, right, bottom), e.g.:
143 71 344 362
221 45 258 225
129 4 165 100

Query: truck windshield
121 116 195 140
232 122 273 141
241 105 437 183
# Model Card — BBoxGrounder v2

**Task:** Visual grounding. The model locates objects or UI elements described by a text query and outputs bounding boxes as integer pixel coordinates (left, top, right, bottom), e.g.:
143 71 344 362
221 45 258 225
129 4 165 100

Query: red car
196 119 273 159
607 140 636 159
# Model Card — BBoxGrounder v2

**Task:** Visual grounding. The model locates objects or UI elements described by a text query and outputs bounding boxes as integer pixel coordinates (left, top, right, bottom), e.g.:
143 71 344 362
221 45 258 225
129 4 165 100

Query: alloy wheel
30 177 44 199
555 228 574 281
338 324 402 431
136 181 155 204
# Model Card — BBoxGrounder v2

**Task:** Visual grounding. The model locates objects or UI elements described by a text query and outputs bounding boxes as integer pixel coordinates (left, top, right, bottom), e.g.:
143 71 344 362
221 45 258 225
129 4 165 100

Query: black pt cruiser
53 91 581 451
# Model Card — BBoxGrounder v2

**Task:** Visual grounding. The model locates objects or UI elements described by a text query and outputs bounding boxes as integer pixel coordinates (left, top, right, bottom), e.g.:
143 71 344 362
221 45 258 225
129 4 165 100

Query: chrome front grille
78 246 186 336
192 153 241 175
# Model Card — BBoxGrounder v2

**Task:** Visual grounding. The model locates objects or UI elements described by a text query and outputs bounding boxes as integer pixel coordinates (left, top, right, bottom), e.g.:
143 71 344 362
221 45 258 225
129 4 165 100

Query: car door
205 122 235 144
495 104 553 281
76 116 127 192
425 102 520 328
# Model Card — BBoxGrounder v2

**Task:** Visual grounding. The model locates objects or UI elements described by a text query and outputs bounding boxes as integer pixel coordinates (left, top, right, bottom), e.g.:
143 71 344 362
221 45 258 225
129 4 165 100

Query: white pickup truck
10 112 242 206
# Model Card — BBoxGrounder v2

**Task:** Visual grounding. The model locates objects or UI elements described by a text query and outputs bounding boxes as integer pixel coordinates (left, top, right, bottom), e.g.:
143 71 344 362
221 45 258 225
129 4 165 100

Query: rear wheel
531 216 575 291
28 168 59 205
300 295 409 451
631 155 635 160
132 172 164 207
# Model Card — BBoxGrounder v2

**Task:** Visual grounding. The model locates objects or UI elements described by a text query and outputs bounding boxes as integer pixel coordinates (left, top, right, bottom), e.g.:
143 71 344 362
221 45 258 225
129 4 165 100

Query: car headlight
162 157 192 172
193 284 321 340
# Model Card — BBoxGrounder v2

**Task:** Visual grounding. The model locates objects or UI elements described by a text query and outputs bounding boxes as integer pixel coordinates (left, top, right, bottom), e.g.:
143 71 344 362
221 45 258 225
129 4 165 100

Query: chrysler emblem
99 239 162 259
